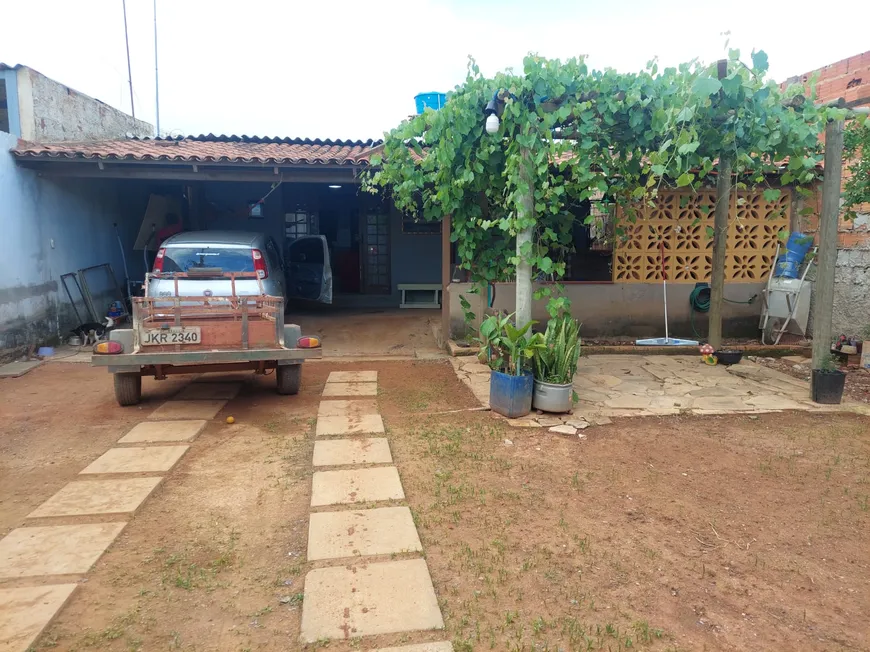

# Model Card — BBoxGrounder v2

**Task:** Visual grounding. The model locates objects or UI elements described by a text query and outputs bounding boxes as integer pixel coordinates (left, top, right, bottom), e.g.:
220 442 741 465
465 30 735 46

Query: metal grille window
284 212 318 240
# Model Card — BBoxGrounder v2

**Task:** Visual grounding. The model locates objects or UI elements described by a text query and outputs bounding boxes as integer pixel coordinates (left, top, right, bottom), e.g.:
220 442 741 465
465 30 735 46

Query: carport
12 135 446 355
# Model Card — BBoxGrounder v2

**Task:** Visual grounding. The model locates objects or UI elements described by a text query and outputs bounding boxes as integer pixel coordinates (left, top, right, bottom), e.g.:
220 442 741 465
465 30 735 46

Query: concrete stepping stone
313 438 392 467
322 382 378 397
316 414 385 437
0 523 126 578
27 477 162 518
0 360 42 378
375 644 454 652
300 558 443 643
118 420 207 444
80 446 188 474
318 400 379 418
174 382 241 400
307 506 421 561
147 399 227 420
0 584 77 652
311 467 404 507
327 371 377 383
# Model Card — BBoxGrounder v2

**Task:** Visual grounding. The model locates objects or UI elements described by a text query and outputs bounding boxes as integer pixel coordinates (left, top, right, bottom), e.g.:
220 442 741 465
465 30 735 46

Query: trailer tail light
297 336 321 349
152 248 166 273
252 249 268 279
93 341 124 354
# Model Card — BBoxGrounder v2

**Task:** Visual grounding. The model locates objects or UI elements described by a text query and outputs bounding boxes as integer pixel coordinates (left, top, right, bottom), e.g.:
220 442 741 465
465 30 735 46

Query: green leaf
751 50 769 74
677 141 700 155
705 225 715 239
762 188 781 202
676 106 695 123
539 256 554 273
692 77 722 98
676 172 695 187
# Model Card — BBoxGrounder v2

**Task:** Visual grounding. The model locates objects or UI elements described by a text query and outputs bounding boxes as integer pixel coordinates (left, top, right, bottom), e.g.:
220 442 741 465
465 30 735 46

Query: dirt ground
751 355 870 404
2 360 868 651
292 308 442 357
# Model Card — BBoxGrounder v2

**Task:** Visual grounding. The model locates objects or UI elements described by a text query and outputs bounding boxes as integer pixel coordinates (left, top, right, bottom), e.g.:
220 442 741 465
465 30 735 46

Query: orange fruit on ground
226 416 235 424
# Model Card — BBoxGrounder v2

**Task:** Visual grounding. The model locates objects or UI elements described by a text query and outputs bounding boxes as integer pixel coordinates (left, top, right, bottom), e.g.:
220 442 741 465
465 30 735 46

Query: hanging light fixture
484 94 500 134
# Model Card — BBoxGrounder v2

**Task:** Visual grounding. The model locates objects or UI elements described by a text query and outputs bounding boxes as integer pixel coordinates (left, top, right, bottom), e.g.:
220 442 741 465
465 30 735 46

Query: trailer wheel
114 373 142 406
277 364 302 395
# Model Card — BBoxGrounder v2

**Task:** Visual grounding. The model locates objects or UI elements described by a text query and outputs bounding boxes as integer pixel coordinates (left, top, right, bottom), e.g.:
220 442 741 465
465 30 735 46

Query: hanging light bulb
485 113 500 134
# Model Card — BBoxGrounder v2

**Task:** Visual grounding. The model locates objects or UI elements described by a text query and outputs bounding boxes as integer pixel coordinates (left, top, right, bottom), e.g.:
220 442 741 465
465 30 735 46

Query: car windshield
161 246 254 273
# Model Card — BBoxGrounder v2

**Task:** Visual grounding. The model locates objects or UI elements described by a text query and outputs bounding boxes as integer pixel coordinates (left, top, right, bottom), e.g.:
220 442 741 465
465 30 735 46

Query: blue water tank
773 232 814 279
414 92 446 114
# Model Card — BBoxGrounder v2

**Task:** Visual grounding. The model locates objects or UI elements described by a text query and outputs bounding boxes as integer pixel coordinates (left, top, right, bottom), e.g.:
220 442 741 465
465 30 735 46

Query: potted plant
478 312 542 418
811 353 847 404
532 315 581 412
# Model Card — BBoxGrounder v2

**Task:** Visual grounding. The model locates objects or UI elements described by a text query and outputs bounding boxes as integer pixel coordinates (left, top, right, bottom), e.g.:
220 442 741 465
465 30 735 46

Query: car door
264 237 286 298
285 235 333 304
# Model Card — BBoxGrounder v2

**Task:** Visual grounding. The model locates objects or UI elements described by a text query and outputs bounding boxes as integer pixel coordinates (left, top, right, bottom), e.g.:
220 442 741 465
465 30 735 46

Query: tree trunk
708 156 732 349
515 150 534 327
811 118 845 369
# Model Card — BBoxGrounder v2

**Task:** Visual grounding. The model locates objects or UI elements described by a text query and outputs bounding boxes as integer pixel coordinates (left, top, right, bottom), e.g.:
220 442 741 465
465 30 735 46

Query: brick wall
783 51 870 249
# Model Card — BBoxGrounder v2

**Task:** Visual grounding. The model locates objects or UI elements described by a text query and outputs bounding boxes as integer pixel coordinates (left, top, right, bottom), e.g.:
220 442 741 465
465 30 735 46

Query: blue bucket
489 370 534 418
414 92 446 114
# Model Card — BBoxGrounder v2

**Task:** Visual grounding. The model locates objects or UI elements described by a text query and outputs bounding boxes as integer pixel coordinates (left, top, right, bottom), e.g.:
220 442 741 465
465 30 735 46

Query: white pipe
662 276 669 343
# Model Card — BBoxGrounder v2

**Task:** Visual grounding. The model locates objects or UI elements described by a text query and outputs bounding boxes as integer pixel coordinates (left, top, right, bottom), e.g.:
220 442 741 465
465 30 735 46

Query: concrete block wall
14 66 153 141
832 247 870 336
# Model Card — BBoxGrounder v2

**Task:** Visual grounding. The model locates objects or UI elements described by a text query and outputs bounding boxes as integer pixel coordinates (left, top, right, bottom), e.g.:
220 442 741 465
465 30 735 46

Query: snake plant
533 315 582 385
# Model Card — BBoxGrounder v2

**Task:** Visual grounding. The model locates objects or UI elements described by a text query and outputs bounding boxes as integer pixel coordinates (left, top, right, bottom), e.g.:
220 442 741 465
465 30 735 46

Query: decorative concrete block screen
612 190 790 283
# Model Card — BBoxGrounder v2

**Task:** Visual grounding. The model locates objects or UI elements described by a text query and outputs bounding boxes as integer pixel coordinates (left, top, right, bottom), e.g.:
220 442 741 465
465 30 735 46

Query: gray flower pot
532 380 573 413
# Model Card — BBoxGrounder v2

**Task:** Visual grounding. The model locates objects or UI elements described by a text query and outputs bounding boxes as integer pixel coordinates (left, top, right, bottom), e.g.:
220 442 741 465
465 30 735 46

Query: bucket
532 380 573 413
489 370 534 418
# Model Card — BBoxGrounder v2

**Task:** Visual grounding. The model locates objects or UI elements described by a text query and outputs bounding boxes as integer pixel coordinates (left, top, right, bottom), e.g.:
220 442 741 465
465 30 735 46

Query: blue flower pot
489 370 534 418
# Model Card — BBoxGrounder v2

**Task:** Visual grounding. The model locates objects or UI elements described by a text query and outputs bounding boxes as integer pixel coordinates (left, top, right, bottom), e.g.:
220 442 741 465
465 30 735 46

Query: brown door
362 211 390 294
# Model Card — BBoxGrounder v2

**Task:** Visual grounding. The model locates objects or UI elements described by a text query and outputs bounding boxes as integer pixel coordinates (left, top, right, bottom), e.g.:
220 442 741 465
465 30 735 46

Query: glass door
362 212 390 294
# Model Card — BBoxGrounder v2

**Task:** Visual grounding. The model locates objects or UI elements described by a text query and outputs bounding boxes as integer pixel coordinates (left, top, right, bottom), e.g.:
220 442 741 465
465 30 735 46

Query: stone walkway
0 381 236 652
301 371 451 651
451 354 865 434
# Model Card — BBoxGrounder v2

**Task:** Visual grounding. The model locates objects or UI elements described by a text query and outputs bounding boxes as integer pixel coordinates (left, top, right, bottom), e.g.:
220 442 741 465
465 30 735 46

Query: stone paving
0 381 215 651
301 371 450 648
452 354 865 435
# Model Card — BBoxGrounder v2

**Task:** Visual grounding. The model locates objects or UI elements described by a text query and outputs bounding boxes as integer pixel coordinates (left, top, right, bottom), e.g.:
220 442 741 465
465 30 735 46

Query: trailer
92 272 321 405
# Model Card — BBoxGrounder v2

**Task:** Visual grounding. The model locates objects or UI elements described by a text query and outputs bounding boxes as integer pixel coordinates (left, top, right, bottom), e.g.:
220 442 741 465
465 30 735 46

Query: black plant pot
714 349 744 366
811 369 846 404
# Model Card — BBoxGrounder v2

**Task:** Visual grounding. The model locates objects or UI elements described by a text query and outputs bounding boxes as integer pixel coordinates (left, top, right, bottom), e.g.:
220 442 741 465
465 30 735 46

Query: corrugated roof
12 134 384 166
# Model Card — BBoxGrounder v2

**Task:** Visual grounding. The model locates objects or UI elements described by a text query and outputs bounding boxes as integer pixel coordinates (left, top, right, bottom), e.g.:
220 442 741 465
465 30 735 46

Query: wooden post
708 156 732 348
707 59 731 349
811 116 845 369
515 150 534 327
440 213 452 348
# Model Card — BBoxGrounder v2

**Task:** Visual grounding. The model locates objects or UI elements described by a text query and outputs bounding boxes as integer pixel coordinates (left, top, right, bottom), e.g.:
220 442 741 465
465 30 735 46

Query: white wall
0 131 141 353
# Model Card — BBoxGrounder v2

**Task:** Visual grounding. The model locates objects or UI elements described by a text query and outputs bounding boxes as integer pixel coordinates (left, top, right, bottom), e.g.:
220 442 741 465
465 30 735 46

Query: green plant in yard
477 312 543 375
817 353 840 372
533 315 581 385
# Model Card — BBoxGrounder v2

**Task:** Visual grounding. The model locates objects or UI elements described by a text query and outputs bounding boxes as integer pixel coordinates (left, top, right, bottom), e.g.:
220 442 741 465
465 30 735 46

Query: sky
2 0 868 141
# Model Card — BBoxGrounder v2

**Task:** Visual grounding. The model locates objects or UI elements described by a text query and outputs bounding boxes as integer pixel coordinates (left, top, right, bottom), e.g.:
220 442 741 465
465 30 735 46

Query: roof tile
12 135 383 166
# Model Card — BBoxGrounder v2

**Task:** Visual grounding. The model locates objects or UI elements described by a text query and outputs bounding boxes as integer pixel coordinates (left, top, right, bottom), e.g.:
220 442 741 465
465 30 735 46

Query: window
285 211 319 240
161 247 255 273
561 200 614 282
0 79 9 133
402 215 441 235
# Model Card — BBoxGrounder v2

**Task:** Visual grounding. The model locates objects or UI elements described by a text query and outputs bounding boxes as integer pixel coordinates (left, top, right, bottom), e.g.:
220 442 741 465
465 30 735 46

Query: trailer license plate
141 327 201 345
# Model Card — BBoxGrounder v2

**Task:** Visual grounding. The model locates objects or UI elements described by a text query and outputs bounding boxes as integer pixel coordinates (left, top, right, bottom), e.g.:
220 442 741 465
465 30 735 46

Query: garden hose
689 284 757 339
